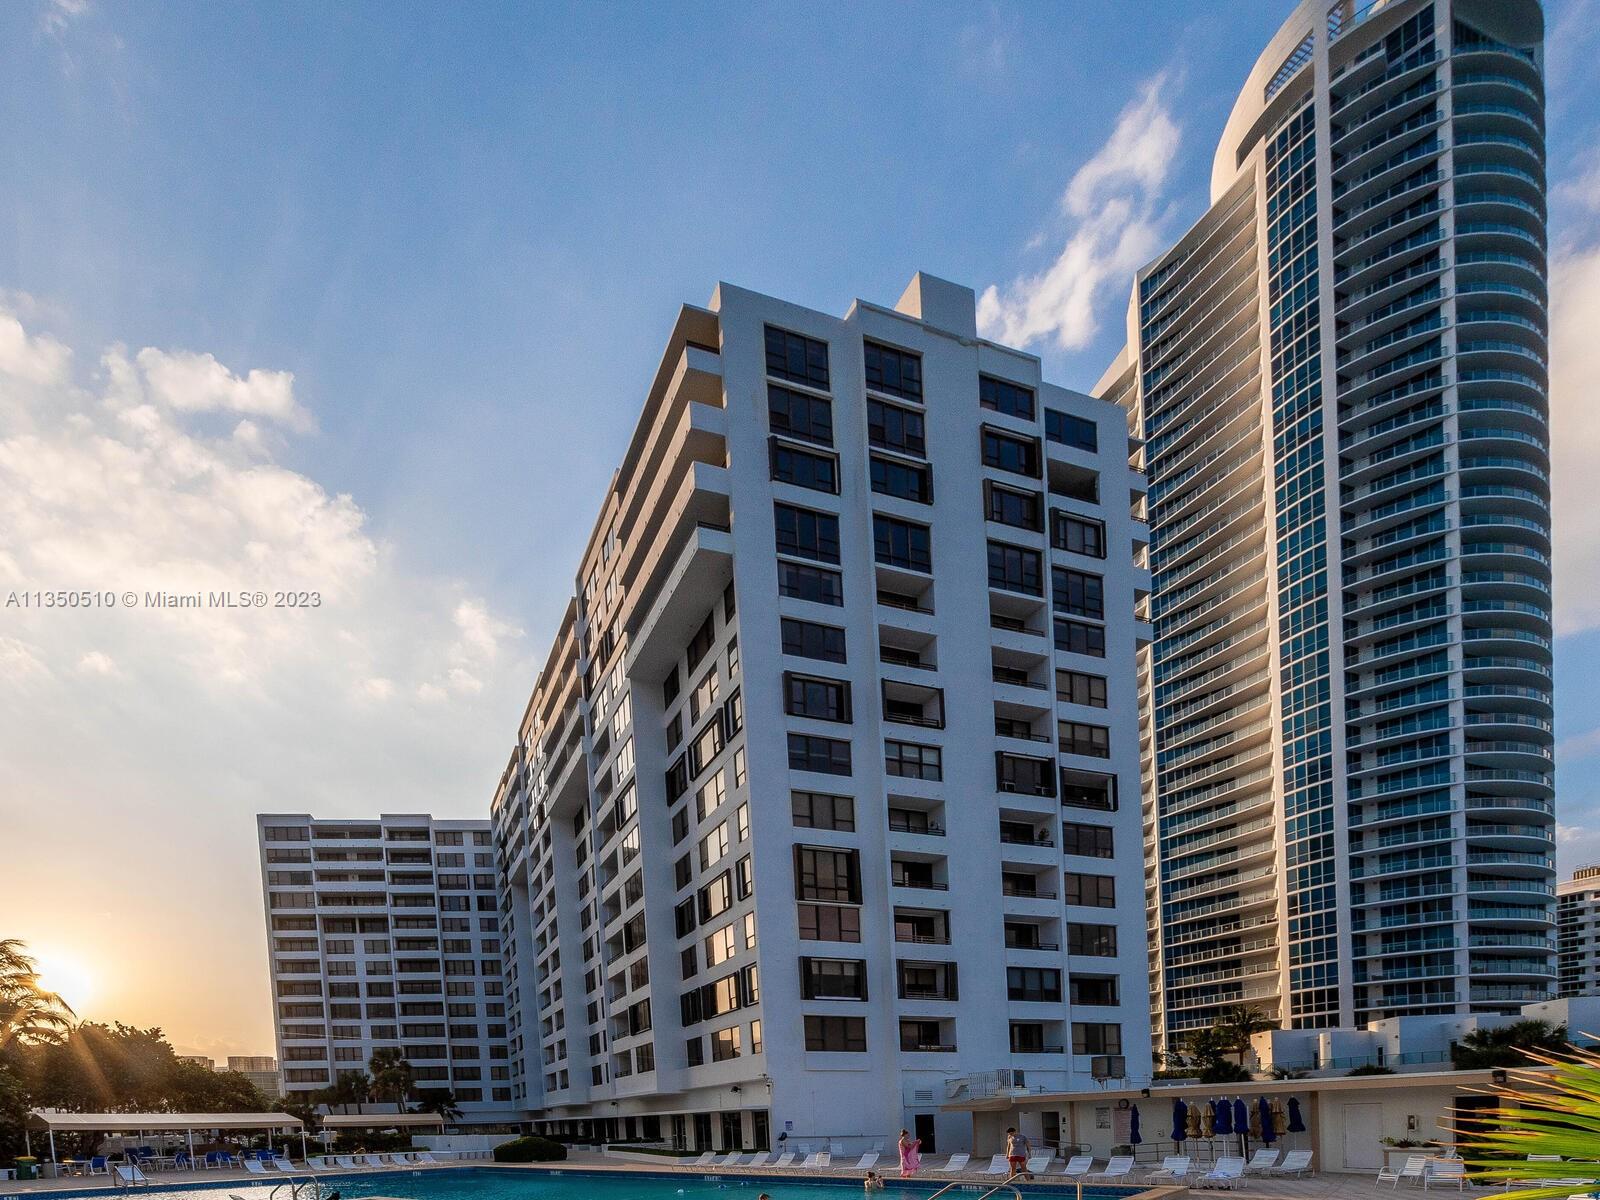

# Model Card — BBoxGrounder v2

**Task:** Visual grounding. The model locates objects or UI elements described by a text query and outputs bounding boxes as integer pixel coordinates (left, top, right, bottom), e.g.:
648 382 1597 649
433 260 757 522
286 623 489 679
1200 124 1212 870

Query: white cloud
75 649 120 677
135 347 312 432
0 311 71 384
1549 239 1600 635
39 0 89 36
978 72 1181 352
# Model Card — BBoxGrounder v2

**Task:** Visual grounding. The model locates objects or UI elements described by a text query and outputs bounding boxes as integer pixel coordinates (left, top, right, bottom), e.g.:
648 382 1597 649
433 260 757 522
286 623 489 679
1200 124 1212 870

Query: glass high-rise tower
1097 0 1553 1055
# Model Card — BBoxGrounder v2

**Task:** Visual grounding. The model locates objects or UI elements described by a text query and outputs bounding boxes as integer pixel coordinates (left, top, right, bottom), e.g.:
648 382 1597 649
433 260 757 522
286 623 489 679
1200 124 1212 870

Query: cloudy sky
2 0 1597 1057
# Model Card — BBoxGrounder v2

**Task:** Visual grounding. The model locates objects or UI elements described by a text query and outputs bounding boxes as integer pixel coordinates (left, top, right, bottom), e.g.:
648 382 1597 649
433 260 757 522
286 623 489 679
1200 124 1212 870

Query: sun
31 945 96 1014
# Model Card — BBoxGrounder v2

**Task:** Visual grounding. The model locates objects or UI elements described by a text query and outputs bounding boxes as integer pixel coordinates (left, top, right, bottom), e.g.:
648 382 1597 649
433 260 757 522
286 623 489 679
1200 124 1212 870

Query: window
686 1036 704 1066
1067 923 1118 957
980 375 1035 419
804 1015 867 1052
798 903 861 942
794 846 861 903
1055 618 1106 657
1057 669 1108 708
1070 976 1120 1005
864 341 922 401
768 384 833 445
997 752 1055 796
1006 966 1062 1003
1052 511 1106 558
800 957 868 1000
774 503 840 564
705 924 736 967
871 455 933 503
689 719 725 775
778 561 843 606
1046 408 1098 451
1053 568 1104 619
686 613 716 670
988 541 1043 596
1061 822 1115 859
698 872 733 922
770 440 839 493
781 618 847 663
736 855 753 900
1072 1023 1122 1055
981 427 1041 477
784 672 852 722
711 1025 742 1062
868 398 925 456
698 822 730 870
788 733 852 776
1064 873 1116 908
885 740 941 781
874 515 932 572
985 482 1043 531
766 325 829 389
792 791 855 831
1060 721 1110 759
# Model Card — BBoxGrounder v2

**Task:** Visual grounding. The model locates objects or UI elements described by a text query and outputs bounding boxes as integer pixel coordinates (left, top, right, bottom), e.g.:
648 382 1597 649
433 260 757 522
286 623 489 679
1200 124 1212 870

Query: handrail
926 1177 1028 1200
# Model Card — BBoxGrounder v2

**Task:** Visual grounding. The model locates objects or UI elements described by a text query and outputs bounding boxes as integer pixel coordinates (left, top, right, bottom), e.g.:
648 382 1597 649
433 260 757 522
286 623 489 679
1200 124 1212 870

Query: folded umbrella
1131 1105 1142 1145
1287 1097 1305 1133
1258 1096 1275 1144
1233 1098 1249 1136
1214 1098 1233 1136
1171 1098 1188 1143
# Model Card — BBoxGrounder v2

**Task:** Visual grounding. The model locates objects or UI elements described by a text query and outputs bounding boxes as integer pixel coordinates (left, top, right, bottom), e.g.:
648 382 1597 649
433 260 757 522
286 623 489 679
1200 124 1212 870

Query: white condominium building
491 272 1152 1153
1096 0 1553 1056
255 813 515 1124
1558 867 1600 998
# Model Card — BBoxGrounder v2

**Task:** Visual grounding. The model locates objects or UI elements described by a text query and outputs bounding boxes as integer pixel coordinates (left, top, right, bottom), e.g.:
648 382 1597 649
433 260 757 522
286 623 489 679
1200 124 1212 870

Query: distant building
177 1054 215 1068
1559 866 1600 997
227 1055 284 1099
256 813 515 1126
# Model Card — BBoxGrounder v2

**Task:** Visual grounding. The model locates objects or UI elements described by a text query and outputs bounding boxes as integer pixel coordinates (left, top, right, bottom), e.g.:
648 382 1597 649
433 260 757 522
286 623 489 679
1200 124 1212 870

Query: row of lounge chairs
113 1153 446 1185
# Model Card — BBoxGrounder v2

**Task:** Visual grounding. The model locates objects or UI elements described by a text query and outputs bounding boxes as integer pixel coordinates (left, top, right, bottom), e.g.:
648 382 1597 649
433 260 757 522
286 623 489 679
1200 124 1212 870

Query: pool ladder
269 1177 333 1200
925 1176 1027 1200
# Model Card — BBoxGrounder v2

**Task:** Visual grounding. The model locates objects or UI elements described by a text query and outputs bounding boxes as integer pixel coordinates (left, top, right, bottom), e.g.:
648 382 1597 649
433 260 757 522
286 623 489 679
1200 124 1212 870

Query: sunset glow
31 945 96 1016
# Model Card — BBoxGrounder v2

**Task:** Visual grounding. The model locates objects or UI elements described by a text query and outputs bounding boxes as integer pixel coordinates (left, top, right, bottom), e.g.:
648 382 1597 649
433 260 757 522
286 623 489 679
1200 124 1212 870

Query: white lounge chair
771 1153 796 1169
1268 1151 1313 1178
714 1152 742 1167
114 1166 151 1187
1089 1156 1135 1182
979 1155 1012 1176
1023 1155 1052 1177
1425 1160 1467 1191
801 1152 832 1171
271 1159 297 1173
686 1151 716 1167
334 1156 358 1170
1196 1157 1247 1190
1054 1155 1094 1179
414 1152 442 1166
243 1159 270 1176
937 1153 970 1174
850 1153 881 1172
1246 1150 1280 1173
1148 1156 1193 1182
1379 1155 1430 1188
362 1155 387 1168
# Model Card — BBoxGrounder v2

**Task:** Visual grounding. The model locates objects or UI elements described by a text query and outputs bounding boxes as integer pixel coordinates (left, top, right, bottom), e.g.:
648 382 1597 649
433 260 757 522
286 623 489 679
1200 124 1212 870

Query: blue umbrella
1171 1099 1188 1143
1214 1099 1233 1135
1233 1098 1249 1137
1258 1097 1275 1144
1130 1105 1142 1145
1287 1098 1305 1133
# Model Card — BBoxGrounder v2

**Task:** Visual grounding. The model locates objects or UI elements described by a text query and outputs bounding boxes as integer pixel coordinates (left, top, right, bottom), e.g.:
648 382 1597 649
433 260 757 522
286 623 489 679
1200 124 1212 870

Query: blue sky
2 0 1597 1052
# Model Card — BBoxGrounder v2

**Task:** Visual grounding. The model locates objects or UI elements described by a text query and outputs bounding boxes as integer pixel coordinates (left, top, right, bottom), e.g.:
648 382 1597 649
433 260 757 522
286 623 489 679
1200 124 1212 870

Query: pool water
29 1166 1142 1200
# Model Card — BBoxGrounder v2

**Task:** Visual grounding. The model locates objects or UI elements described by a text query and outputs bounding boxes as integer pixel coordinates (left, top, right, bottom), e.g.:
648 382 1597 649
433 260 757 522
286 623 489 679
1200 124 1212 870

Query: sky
1 0 1597 1059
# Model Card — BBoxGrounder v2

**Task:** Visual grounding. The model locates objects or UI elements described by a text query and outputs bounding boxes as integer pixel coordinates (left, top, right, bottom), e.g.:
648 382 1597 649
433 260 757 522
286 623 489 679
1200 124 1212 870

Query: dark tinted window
871 455 933 503
774 503 840 563
981 427 1041 476
988 541 1043 595
781 618 847 663
1055 618 1106 657
778 562 843 606
868 399 925 456
765 326 830 389
788 733 852 776
874 515 932 573
1052 512 1106 558
783 673 852 723
1052 567 1104 619
980 375 1035 419
1046 408 1098 450
864 341 922 401
770 440 838 494
768 385 833 445
985 482 1043 530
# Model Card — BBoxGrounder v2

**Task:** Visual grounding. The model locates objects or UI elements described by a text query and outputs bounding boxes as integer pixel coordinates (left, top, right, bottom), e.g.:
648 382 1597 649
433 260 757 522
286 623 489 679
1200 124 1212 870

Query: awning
318 1112 445 1128
28 1112 304 1132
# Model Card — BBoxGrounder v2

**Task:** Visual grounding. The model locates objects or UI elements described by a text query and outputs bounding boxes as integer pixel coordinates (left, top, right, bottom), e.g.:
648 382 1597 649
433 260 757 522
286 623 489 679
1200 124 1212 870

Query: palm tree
0 939 75 1049
1216 1005 1274 1068
368 1047 413 1113
1452 1020 1569 1069
1455 1041 1600 1199
412 1090 463 1124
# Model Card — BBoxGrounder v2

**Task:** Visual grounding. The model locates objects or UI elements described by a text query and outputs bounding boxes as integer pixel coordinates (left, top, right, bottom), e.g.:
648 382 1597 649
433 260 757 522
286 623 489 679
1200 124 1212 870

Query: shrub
1347 1064 1396 1076
494 1136 567 1163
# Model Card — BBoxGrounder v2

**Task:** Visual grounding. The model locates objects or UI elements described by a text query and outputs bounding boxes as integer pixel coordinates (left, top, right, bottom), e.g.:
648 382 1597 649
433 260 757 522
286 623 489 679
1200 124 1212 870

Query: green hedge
494 1136 568 1163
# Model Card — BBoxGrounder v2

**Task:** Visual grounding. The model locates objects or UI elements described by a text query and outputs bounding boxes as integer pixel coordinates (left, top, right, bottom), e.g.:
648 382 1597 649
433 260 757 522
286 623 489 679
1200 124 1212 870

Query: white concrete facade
1557 867 1600 996
255 813 515 1126
1096 0 1553 1054
490 272 1153 1153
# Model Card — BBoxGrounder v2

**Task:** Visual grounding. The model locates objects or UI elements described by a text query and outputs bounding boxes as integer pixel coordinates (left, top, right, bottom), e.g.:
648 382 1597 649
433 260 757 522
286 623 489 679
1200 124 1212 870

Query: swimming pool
23 1166 1146 1200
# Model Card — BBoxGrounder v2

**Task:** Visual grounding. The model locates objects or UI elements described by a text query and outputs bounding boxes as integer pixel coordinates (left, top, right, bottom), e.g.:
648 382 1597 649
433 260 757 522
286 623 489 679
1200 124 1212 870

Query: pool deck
0 1154 1495 1200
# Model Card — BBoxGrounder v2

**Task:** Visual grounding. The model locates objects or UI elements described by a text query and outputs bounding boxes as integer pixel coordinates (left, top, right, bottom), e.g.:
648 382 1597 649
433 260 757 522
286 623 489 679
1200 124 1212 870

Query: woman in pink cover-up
898 1130 921 1177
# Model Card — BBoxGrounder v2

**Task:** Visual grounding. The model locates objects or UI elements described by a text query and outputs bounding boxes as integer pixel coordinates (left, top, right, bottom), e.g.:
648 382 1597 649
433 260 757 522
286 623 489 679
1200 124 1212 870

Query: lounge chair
1425 1160 1467 1191
1148 1156 1193 1183
716 1152 744 1168
937 1154 971 1174
243 1159 270 1176
1246 1150 1280 1174
271 1159 297 1173
686 1151 716 1167
335 1156 359 1170
1053 1155 1094 1179
979 1155 1012 1176
87 1157 109 1176
1196 1157 1247 1190
1089 1156 1135 1182
361 1154 387 1168
851 1153 881 1172
114 1165 151 1187
1379 1155 1430 1188
1268 1151 1313 1178
1023 1155 1052 1177
414 1152 442 1166
771 1153 796 1169
799 1152 831 1170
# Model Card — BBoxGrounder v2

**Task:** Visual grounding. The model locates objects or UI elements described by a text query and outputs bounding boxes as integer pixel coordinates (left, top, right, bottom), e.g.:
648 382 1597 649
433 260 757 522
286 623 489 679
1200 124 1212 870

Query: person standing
898 1130 921 1178
1005 1128 1030 1178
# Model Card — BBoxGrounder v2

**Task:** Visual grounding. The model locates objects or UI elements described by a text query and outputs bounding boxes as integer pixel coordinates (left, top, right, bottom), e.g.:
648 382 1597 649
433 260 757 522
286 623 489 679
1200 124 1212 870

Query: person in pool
864 1171 884 1192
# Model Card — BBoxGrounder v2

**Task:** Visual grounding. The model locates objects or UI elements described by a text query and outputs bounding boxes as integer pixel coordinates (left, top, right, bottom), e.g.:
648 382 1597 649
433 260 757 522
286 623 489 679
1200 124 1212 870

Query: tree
1215 1005 1275 1068
0 939 75 1050
1452 1020 1569 1070
412 1090 463 1123
368 1048 414 1112
1456 1040 1600 1199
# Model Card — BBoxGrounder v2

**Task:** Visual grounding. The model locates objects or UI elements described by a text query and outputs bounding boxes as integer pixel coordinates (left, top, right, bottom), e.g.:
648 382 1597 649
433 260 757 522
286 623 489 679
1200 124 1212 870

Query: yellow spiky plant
1450 1042 1600 1200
